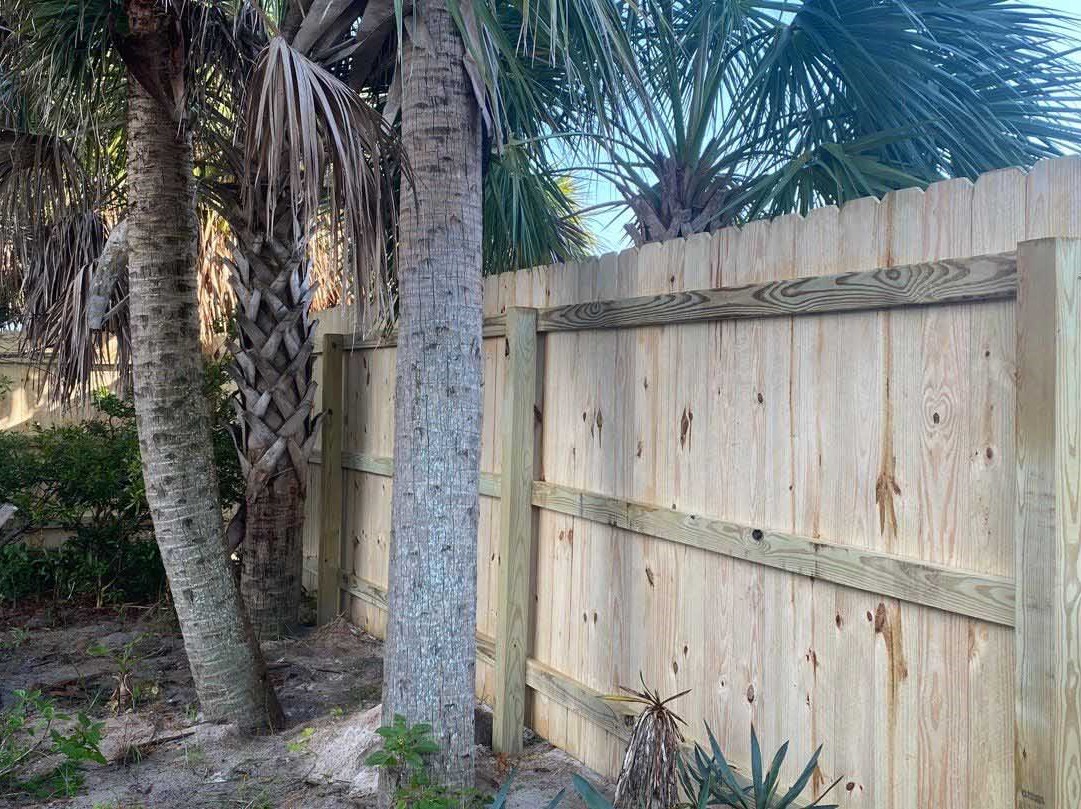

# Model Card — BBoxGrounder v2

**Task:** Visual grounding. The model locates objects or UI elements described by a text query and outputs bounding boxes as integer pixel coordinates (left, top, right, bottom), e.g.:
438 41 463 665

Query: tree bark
241 474 305 635
227 224 319 639
381 0 484 796
125 77 283 732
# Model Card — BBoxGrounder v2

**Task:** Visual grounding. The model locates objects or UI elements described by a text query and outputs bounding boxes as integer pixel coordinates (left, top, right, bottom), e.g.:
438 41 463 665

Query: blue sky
581 0 1081 252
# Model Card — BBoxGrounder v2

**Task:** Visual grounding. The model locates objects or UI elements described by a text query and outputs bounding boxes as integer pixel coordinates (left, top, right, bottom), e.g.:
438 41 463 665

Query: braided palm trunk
228 222 319 639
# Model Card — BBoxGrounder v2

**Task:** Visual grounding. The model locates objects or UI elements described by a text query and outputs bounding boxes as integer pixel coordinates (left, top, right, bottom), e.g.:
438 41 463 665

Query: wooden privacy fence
305 159 1081 808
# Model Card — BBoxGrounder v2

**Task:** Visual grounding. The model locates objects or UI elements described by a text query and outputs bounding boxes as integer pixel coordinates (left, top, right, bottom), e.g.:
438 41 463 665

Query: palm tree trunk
126 77 283 732
228 223 318 639
381 0 484 793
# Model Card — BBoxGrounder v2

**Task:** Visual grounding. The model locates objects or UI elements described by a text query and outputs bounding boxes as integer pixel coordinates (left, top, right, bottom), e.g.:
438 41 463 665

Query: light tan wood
536 251 1016 333
1014 238 1081 809
314 452 1017 626
493 308 539 754
338 253 1016 347
344 315 509 349
530 480 1014 625
792 199 884 803
968 167 1026 807
300 158 1081 805
308 451 501 497
316 333 345 624
340 570 389 611
897 179 972 808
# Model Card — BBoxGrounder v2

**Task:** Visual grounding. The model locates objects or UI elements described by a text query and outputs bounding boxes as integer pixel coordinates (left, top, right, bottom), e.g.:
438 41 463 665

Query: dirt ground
0 599 612 808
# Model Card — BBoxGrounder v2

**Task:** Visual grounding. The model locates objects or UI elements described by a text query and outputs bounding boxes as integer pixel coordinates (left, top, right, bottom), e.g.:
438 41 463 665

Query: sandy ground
0 599 612 808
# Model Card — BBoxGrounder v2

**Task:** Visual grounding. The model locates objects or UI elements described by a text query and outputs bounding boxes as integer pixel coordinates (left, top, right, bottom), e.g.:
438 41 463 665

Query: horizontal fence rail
336 569 638 743
340 250 1017 349
309 187 1081 808
310 451 1016 625
333 567 813 807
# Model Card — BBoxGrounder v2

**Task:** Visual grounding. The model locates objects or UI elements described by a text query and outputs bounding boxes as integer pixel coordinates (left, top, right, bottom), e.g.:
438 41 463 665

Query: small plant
87 633 151 714
183 702 200 724
183 743 207 773
286 726 316 754
0 690 106 799
678 726 842 808
366 717 555 809
367 715 442 772
0 627 30 650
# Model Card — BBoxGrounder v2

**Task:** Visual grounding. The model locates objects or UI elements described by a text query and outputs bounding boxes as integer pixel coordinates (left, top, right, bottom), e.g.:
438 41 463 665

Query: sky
581 0 1081 253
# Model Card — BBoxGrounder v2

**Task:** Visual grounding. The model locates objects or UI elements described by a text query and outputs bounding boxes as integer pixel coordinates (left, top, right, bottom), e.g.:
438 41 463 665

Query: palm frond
483 141 594 274
603 0 1081 245
17 212 130 403
442 0 641 149
243 35 400 326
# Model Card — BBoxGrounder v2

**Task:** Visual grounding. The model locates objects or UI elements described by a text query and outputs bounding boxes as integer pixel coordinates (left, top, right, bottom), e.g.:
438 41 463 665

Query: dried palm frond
607 676 689 809
18 211 130 403
243 35 401 329
197 209 237 347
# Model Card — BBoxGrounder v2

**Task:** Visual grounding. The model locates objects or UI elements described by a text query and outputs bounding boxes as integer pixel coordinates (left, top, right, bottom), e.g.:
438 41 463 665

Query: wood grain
530 481 1015 626
316 333 344 624
309 451 501 497
1015 238 1081 809
493 308 539 754
312 451 1016 624
304 158 1081 804
536 251 1017 333
337 252 1016 347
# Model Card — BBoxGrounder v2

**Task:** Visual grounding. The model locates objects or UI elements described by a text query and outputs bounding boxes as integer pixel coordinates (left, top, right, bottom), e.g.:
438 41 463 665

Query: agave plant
678 726 842 809
564 724 842 809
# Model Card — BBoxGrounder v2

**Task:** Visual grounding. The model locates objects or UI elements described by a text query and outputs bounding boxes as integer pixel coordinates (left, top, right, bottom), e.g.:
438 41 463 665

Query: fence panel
304 156 1081 808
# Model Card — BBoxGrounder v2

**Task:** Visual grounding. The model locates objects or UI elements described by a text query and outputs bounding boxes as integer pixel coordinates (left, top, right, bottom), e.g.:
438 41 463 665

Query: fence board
536 251 1016 333
302 157 1081 809
316 334 344 624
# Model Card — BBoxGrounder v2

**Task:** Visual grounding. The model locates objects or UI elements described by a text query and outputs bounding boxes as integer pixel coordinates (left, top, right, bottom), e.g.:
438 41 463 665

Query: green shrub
0 689 106 799
0 360 241 606
365 716 551 809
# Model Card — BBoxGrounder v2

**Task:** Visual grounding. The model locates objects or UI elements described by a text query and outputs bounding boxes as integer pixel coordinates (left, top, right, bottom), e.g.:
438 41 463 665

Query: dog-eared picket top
308 160 1081 809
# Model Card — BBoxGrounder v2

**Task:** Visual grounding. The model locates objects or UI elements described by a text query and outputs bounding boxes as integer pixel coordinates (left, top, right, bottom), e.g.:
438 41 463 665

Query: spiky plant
679 725 842 809
607 678 690 809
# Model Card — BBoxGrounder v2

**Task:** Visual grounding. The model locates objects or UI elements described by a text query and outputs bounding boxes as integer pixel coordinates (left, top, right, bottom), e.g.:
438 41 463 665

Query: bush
0 689 106 799
0 360 241 606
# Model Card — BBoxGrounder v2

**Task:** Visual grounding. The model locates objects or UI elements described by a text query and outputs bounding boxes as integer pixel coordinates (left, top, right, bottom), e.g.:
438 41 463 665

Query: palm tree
602 0 1081 244
365 0 636 793
374 0 1081 793
0 0 595 641
0 0 283 730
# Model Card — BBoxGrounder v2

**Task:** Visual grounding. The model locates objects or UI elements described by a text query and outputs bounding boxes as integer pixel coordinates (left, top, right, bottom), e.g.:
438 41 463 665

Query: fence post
493 307 540 754
1015 238 1081 809
317 333 345 625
